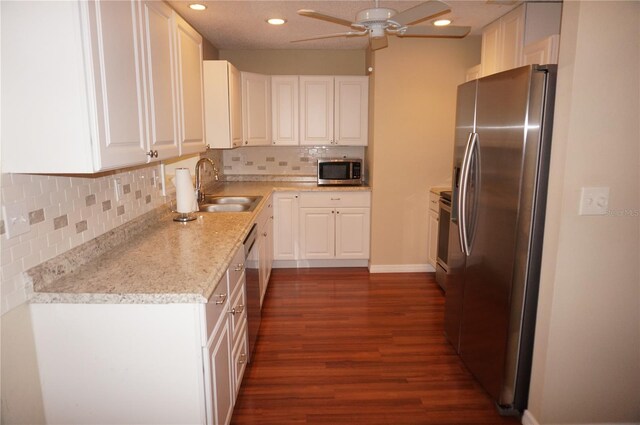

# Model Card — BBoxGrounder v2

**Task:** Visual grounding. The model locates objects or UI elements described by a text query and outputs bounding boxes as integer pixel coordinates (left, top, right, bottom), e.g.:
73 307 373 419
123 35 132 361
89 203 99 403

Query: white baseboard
522 410 640 425
272 259 369 269
368 264 435 273
522 410 540 425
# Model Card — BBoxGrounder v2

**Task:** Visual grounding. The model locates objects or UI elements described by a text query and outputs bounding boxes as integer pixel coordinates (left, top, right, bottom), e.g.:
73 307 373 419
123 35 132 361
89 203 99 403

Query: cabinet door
480 19 501 77
271 76 299 146
273 193 299 260
465 64 481 82
334 77 368 146
140 1 179 160
427 209 439 268
204 316 234 425
242 72 271 146
499 6 525 72
523 34 560 66
335 208 370 259
229 65 244 148
300 76 334 145
174 12 205 155
299 208 335 259
87 0 149 170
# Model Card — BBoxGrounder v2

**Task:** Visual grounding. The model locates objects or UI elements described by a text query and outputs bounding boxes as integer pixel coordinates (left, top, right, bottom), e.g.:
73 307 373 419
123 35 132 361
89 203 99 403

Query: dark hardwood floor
231 268 521 425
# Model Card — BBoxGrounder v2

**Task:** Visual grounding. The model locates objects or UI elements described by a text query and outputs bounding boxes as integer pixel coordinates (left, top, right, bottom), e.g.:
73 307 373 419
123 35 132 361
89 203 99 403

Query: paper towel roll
173 168 196 213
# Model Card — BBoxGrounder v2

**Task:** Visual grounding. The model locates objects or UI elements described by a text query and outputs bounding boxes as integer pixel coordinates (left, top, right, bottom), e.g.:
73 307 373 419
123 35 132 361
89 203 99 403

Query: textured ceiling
168 1 522 50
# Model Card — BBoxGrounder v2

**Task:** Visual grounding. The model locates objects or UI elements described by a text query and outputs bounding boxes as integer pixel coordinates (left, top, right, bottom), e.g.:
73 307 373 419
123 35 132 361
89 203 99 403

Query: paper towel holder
174 212 197 222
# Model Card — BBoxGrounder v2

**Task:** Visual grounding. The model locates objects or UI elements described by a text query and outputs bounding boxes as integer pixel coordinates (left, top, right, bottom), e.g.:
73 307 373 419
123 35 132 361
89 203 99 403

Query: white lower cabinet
257 195 274 305
427 191 440 269
273 192 300 261
29 247 248 425
298 192 371 261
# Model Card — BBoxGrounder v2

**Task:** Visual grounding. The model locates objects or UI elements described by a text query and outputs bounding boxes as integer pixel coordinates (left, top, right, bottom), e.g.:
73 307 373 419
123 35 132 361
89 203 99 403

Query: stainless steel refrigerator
444 65 557 414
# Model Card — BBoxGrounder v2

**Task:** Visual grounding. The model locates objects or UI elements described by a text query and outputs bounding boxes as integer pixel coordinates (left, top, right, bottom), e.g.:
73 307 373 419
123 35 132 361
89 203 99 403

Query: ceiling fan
292 0 471 50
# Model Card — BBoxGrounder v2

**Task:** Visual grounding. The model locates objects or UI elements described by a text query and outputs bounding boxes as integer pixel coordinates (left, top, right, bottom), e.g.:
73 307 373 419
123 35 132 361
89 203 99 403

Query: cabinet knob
214 293 227 305
230 304 244 315
263 232 267 237
234 263 244 271
147 150 158 158
244 140 248 145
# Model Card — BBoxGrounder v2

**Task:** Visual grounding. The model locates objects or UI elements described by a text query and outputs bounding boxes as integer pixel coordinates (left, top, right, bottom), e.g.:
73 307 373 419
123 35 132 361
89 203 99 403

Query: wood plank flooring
231 268 521 425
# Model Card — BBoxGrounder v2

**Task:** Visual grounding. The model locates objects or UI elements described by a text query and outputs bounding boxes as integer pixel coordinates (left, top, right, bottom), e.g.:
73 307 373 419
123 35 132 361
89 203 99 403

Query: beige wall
368 36 481 267
1 304 46 424
528 1 640 424
219 49 366 75
202 37 219 60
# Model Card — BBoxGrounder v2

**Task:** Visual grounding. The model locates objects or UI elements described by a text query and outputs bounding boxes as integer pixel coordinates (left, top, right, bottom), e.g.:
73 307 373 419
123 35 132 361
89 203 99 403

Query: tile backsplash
222 146 365 175
0 164 167 315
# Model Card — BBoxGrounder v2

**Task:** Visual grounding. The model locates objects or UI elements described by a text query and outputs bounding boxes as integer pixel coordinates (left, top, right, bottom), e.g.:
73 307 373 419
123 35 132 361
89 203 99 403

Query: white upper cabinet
300 76 368 146
480 3 561 77
300 76 335 145
1 0 206 173
334 77 368 146
140 1 179 160
174 12 206 155
523 35 560 66
241 72 272 146
203 60 243 149
271 76 299 146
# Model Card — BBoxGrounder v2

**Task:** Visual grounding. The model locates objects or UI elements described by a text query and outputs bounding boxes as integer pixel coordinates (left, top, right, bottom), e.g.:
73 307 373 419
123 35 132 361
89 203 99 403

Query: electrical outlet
579 187 610 216
2 200 31 238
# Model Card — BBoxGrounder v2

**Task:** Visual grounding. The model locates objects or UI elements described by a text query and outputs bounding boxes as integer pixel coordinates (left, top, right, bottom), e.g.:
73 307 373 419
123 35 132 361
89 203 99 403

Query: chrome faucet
195 157 219 203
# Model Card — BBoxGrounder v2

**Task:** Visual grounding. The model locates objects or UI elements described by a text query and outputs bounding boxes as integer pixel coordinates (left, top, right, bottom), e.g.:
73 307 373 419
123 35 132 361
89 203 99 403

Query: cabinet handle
244 140 248 145
234 263 244 271
230 304 244 315
214 293 227 305
330 198 341 201
147 150 158 158
239 353 247 365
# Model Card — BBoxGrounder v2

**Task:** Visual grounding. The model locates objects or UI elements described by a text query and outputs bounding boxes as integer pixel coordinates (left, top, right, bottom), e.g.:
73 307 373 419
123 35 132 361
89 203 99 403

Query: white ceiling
168 0 522 50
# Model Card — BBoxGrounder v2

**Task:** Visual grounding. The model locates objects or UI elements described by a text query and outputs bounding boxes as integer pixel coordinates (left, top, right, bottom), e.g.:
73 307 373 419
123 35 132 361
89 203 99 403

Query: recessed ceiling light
189 3 206 11
433 19 452 26
267 18 287 25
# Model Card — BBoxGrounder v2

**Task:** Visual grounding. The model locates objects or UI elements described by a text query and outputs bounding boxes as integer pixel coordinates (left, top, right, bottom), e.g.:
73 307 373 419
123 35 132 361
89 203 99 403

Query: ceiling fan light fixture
189 3 206 11
267 18 287 25
433 19 452 26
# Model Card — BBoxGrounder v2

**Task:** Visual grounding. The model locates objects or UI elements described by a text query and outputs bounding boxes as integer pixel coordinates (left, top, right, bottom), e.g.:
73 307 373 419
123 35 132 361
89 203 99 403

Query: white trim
522 410 540 425
368 264 435 273
272 259 369 269
523 409 640 425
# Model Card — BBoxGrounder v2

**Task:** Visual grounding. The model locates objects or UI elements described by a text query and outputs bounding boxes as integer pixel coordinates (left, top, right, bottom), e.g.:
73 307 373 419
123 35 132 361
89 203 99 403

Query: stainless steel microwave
317 158 363 186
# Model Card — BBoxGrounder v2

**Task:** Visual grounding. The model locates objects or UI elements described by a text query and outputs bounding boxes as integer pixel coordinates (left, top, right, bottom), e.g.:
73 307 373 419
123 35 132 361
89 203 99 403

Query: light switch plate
2 200 31 238
579 187 610 216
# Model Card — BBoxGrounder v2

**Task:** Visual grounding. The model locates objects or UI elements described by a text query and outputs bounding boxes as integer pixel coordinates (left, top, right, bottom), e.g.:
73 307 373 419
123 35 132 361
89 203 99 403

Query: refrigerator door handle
458 132 474 255
459 132 479 256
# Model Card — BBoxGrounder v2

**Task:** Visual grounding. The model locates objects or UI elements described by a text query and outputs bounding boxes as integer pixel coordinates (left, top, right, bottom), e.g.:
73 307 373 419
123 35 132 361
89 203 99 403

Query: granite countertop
430 185 451 195
29 182 370 304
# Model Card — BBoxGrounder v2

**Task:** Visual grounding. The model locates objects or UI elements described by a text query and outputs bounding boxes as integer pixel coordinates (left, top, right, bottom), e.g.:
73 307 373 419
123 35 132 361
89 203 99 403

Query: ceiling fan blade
297 9 354 27
291 31 368 43
370 36 389 51
390 1 450 26
398 25 471 38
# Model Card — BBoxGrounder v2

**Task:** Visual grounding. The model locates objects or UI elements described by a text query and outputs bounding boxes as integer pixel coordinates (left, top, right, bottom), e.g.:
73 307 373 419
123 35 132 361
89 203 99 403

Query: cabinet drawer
227 246 245 295
229 282 247 345
232 322 249 395
429 192 440 213
299 191 371 208
205 275 229 339
257 194 273 228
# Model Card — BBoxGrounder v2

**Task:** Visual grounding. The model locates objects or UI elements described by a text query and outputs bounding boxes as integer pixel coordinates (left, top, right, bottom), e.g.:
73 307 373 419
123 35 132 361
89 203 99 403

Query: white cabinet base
273 259 369 269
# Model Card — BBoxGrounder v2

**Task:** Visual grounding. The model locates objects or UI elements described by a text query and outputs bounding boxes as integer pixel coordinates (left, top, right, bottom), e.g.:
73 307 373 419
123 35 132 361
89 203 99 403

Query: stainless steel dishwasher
243 223 261 361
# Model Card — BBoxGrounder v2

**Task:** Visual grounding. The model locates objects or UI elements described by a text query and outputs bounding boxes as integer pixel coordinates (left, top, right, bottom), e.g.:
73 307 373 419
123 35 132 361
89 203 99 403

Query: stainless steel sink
198 195 262 213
